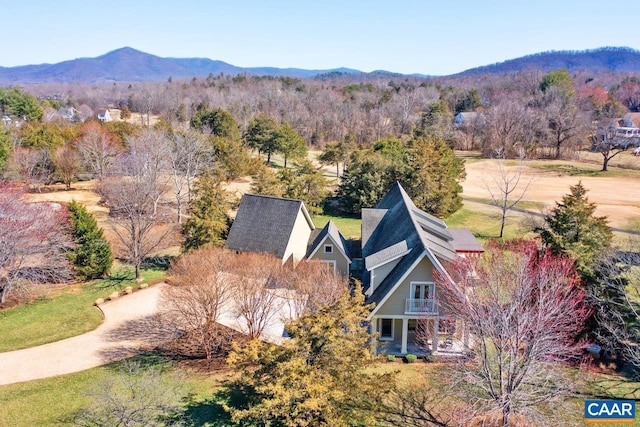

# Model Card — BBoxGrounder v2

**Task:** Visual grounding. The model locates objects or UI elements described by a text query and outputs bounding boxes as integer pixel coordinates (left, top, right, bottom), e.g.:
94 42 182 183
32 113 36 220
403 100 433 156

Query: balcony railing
405 298 438 314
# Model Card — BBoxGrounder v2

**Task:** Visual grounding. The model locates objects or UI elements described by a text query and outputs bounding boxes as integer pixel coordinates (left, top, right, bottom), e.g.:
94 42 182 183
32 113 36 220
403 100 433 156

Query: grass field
0 352 218 427
312 214 362 238
0 264 166 352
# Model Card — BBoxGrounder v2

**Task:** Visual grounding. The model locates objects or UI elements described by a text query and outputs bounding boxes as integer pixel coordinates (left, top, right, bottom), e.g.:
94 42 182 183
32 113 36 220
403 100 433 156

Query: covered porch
370 315 469 356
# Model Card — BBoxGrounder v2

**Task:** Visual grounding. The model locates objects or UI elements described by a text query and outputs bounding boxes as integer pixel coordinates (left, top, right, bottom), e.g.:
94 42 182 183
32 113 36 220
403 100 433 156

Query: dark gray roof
307 220 351 261
361 208 387 247
364 240 409 270
448 229 484 253
365 247 423 306
225 194 314 259
362 182 457 264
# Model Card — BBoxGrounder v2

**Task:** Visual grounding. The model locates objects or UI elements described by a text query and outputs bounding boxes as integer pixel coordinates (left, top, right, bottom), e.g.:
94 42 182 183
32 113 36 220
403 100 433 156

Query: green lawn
445 206 537 242
0 264 167 352
529 161 640 178
313 214 362 239
0 353 214 427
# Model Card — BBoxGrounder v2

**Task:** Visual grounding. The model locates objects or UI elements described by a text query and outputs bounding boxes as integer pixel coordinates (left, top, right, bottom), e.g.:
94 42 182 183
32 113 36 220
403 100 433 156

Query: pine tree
226 283 395 426
404 134 466 218
537 181 613 282
68 200 113 280
181 168 232 252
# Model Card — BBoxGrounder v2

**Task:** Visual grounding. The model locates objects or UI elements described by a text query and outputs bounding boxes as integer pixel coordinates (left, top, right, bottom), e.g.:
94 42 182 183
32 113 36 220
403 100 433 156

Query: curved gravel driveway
0 284 166 386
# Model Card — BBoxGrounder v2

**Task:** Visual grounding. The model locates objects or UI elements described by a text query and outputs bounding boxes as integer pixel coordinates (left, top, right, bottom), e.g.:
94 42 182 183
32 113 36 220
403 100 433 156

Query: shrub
405 354 417 363
425 355 436 363
386 355 396 363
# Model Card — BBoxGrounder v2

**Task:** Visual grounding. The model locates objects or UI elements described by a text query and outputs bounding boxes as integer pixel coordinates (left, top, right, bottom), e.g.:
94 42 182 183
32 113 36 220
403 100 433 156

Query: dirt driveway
0 285 167 386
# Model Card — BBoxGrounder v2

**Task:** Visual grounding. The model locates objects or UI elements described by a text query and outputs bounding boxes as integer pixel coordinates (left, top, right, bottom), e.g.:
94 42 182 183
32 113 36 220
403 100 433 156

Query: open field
461 157 640 233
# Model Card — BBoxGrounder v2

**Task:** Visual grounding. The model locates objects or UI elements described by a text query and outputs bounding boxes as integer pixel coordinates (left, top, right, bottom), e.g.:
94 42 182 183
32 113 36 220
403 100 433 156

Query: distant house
1 115 12 126
454 111 482 127
226 183 483 355
97 109 112 122
620 112 640 129
57 107 77 122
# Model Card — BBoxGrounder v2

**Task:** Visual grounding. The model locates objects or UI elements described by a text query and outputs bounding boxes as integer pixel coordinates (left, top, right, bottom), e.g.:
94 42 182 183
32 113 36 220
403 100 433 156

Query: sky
3 1 640 76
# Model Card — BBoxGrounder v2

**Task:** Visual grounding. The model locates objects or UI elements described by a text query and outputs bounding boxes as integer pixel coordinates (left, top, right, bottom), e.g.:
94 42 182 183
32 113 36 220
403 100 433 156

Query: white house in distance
225 183 483 355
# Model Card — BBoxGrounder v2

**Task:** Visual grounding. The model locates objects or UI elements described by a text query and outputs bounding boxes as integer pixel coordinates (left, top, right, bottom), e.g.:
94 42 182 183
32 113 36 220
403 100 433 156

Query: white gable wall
282 208 314 265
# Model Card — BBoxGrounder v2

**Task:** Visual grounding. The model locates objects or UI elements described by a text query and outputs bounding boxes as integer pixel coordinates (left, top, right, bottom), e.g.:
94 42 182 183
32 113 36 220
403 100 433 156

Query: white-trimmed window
410 281 435 300
323 244 333 253
322 260 336 273
379 318 394 340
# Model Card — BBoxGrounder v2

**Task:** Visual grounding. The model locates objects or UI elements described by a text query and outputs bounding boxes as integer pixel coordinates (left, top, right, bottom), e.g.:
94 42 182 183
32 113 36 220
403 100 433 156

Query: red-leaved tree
432 239 590 426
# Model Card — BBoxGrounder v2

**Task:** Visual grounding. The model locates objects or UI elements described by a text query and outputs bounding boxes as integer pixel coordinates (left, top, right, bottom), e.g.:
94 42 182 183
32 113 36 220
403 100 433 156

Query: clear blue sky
3 1 639 76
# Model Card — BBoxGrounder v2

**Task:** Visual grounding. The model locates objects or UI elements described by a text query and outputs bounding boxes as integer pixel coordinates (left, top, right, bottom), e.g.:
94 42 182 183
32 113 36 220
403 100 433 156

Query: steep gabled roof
362 182 457 265
225 194 314 259
361 182 473 306
307 220 351 261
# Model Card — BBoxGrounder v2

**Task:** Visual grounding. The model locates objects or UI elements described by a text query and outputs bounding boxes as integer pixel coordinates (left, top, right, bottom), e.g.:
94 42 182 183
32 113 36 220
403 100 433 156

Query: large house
225 183 483 355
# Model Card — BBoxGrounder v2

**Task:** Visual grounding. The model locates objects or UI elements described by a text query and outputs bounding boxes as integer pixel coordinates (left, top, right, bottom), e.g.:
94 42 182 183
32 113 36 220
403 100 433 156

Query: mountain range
1 46 640 84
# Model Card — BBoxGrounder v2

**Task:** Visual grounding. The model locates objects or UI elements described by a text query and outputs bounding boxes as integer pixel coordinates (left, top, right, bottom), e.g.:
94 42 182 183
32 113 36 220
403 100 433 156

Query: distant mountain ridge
0 47 363 84
457 47 640 76
2 46 640 84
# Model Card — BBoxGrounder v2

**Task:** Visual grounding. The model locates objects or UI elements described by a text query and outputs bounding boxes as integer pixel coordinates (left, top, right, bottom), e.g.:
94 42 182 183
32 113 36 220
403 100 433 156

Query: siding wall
375 256 435 317
283 210 313 264
310 237 350 276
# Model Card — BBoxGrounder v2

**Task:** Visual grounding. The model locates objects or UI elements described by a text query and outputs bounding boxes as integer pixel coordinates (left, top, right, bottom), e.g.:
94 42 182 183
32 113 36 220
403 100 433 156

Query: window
379 318 394 340
438 317 456 334
322 260 336 273
324 244 333 253
410 282 434 300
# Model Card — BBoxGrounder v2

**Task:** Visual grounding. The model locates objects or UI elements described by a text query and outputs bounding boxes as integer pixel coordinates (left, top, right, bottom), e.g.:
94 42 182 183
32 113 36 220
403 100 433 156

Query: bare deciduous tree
167 130 214 223
53 143 82 190
76 122 122 180
162 247 236 358
72 360 188 427
273 259 347 317
592 122 634 172
434 240 590 426
483 149 535 238
98 130 173 279
6 147 51 191
228 252 285 339
0 184 72 303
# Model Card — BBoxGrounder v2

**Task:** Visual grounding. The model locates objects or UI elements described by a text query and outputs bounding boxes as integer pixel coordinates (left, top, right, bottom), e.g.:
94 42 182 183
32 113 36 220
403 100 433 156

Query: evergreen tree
250 162 285 197
404 134 466 218
245 114 280 163
68 200 113 280
190 108 241 140
537 181 613 282
278 159 328 214
275 123 307 168
181 168 232 252
226 284 395 426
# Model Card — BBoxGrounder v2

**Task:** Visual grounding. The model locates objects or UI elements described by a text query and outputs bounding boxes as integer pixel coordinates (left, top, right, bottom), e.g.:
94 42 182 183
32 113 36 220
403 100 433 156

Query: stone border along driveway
0 284 166 386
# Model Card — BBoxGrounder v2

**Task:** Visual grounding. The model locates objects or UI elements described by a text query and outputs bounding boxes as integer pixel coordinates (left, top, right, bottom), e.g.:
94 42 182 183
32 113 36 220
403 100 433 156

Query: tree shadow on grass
179 384 254 427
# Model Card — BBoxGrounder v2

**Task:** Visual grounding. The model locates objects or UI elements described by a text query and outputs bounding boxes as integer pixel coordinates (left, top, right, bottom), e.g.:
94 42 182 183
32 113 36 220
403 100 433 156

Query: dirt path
0 285 167 386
